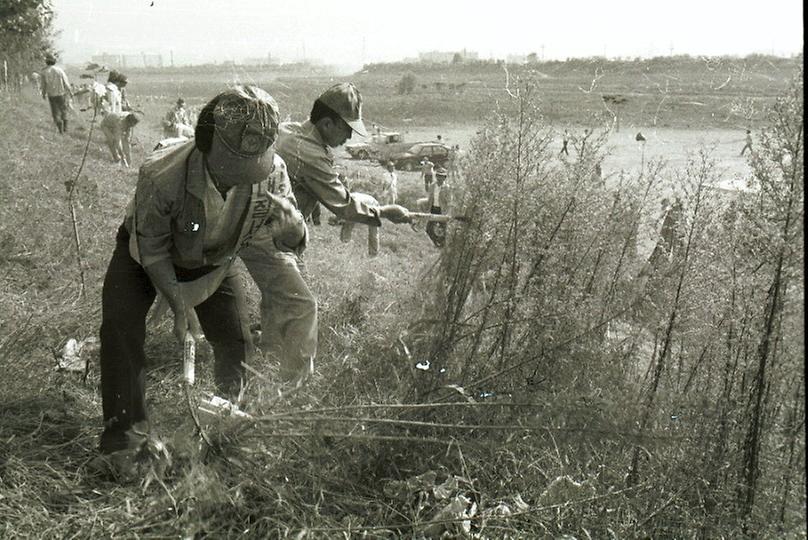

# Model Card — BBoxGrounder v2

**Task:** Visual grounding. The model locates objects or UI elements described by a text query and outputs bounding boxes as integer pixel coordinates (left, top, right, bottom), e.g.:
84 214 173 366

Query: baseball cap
213 86 280 157
317 83 367 137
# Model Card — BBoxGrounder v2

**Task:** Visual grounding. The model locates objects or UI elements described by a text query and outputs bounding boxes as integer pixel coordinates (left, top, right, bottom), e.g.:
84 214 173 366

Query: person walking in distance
560 129 570 156
40 53 73 134
740 129 753 156
379 160 398 204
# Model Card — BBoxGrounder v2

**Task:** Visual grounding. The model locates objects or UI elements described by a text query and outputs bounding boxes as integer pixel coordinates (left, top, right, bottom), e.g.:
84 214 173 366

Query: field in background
61 55 788 187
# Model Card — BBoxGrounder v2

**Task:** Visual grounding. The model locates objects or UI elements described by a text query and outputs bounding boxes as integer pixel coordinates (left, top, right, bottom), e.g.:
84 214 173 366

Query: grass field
0 56 803 537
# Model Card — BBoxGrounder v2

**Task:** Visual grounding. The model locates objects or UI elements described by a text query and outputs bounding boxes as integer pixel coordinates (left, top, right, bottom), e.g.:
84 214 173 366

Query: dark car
391 143 452 171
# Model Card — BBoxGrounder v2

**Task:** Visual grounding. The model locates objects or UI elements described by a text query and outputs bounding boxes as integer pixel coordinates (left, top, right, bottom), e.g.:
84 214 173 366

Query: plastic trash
198 393 251 420
57 336 99 372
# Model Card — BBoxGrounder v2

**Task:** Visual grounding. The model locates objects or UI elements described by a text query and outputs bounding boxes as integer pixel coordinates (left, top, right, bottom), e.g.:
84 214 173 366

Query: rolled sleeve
133 172 175 267
301 154 382 226
277 123 382 227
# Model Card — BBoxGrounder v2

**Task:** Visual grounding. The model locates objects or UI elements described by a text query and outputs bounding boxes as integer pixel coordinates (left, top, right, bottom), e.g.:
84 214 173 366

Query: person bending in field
100 111 140 167
238 83 411 385
97 85 305 456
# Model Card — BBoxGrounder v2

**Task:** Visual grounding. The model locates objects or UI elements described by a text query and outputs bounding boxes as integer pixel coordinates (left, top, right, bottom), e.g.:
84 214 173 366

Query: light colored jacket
125 140 303 268
40 65 71 98
426 181 452 211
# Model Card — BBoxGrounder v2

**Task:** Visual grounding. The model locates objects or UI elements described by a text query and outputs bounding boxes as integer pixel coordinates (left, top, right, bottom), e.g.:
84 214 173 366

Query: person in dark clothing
97 86 305 455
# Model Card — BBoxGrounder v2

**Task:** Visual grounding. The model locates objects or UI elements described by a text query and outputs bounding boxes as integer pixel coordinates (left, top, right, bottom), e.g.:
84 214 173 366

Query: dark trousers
426 206 446 248
423 173 435 193
48 95 68 133
309 202 321 225
99 225 252 451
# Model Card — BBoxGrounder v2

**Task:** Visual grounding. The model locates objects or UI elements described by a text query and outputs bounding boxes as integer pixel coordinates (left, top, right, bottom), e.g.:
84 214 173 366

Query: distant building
90 52 163 69
418 49 479 64
506 54 527 64
242 54 278 66
91 53 124 69
141 54 163 68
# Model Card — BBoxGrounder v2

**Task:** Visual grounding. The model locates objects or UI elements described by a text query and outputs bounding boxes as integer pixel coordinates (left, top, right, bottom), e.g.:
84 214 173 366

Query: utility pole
170 49 174 67
541 44 545 61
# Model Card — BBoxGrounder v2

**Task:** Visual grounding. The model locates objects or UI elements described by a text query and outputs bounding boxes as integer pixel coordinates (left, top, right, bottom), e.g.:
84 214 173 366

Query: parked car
345 131 405 160
391 143 452 171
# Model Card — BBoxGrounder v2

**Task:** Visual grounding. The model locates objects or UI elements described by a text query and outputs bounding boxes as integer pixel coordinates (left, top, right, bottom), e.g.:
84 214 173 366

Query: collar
300 119 331 154
184 147 209 201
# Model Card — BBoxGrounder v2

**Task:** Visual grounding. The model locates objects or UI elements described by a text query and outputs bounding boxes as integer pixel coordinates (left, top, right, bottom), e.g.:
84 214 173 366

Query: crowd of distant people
35 52 201 168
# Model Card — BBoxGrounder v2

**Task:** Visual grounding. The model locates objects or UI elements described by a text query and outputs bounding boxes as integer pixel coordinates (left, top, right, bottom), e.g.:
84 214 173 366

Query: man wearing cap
239 82 410 384
425 167 452 248
98 85 306 454
40 53 73 134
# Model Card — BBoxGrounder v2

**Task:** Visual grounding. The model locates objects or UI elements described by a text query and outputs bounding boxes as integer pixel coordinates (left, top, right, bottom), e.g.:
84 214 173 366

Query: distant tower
170 49 174 67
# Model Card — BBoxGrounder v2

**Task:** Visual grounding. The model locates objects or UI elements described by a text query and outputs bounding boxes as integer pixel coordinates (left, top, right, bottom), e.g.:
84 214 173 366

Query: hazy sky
52 0 803 68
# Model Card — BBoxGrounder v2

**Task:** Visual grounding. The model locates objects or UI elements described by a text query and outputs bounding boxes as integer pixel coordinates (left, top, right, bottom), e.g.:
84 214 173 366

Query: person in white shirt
40 53 73 134
379 160 398 204
162 97 194 138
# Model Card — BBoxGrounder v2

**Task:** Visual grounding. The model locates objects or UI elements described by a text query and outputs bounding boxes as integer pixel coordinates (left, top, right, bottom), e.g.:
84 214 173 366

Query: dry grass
0 62 804 538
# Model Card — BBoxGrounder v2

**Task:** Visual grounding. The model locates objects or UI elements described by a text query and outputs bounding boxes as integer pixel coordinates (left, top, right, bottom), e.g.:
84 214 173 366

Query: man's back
276 120 381 227
41 65 69 97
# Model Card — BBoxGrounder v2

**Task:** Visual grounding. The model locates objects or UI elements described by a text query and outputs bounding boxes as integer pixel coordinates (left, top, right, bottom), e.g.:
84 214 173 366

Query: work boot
90 423 171 482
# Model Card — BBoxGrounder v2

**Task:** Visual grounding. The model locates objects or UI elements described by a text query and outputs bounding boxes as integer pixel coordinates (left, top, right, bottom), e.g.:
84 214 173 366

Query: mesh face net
213 86 280 157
